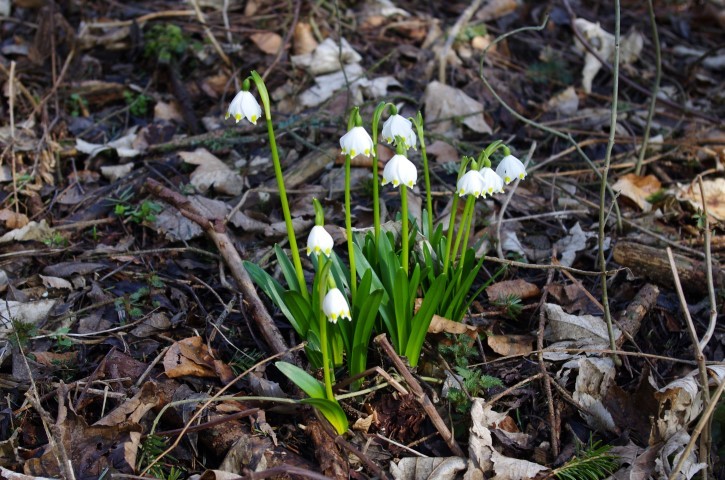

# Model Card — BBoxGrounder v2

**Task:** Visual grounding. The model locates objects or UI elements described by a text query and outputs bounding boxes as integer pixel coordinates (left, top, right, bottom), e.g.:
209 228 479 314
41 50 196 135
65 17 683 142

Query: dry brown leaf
391 457 467 480
485 279 540 302
31 351 78 367
163 336 234 382
0 208 29 229
428 313 479 339
475 0 519 21
612 173 661 212
293 22 318 55
39 275 73 290
179 148 244 196
487 335 534 356
426 140 459 164
676 177 725 222
423 81 492 137
250 31 283 55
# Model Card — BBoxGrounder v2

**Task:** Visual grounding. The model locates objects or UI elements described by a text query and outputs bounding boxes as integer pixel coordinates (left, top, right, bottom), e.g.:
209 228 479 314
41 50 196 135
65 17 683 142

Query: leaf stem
400 185 409 275
344 154 357 303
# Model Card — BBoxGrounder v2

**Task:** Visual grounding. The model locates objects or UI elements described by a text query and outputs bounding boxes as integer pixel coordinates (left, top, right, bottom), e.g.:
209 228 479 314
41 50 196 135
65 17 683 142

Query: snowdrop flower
226 90 262 124
340 126 374 158
322 288 351 323
381 154 417 189
480 167 504 195
496 155 527 184
457 170 486 197
382 114 417 150
306 225 334 257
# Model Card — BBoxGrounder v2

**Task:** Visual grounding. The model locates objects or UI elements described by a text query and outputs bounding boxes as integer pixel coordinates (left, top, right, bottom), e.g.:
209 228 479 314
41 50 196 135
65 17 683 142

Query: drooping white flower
457 170 486 197
496 155 527 184
322 288 351 323
480 167 504 195
340 126 374 158
306 225 334 257
226 90 262 124
382 114 417 150
381 154 417 189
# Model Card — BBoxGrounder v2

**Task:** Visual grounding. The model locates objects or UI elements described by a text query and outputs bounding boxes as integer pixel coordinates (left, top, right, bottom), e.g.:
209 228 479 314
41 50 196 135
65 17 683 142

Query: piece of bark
613 241 721 296
615 283 659 348
307 419 349 480
144 178 292 362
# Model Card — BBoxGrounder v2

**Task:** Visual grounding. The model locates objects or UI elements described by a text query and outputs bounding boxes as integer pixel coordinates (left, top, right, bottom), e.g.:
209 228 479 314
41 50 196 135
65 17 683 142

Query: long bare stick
697 176 717 351
374 334 465 457
666 247 711 475
635 0 661 175
599 0 621 366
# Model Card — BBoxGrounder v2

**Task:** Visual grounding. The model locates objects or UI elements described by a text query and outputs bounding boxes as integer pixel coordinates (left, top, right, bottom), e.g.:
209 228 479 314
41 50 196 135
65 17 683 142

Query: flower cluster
457 156 526 198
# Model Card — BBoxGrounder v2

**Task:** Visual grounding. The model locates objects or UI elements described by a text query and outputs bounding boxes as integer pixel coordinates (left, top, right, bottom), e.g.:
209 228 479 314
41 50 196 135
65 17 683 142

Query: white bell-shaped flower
457 170 486 197
382 114 417 150
226 90 262 124
340 126 374 158
480 167 504 195
496 155 527 184
381 154 417 189
306 225 334 257
322 288 351 323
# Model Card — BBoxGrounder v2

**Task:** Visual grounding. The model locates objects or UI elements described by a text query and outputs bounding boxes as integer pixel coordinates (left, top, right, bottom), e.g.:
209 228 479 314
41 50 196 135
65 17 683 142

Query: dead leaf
543 303 621 343
612 173 661 212
31 351 78 367
291 37 362 75
466 398 549 479
676 177 725 222
0 209 29 229
250 31 283 55
553 222 599 267
487 335 533 356
99 163 134 182
573 19 643 93
293 22 318 55
163 336 234 383
545 86 579 116
474 0 519 21
428 312 479 338
427 141 459 164
0 299 57 335
179 148 244 196
424 81 492 137
391 457 467 480
39 275 73 290
0 219 53 243
486 279 540 302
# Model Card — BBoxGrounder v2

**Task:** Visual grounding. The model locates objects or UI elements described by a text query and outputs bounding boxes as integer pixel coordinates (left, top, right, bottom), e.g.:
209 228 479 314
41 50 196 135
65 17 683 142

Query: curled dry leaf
487 335 534 356
293 22 318 55
427 313 479 339
543 303 620 343
250 31 283 55
0 209 29 229
179 148 244 196
391 457 467 480
163 336 235 383
676 177 725 222
612 173 662 212
485 279 540 302
424 81 492 137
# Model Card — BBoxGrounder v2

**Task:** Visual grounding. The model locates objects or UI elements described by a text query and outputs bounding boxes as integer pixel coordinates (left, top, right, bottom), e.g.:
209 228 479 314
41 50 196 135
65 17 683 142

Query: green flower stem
400 185 410 275
451 196 475 267
251 71 307 299
370 106 385 243
442 194 461 275
318 257 335 401
413 114 433 236
344 153 357 303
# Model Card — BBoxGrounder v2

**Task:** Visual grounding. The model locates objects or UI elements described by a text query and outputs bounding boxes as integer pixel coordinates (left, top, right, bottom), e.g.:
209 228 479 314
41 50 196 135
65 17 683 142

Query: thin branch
599 0 621 366
635 0 662 175
697 176 717 351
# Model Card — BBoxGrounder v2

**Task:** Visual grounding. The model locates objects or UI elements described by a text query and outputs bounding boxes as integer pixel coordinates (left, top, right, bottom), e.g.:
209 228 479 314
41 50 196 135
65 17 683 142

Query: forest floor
0 0 723 479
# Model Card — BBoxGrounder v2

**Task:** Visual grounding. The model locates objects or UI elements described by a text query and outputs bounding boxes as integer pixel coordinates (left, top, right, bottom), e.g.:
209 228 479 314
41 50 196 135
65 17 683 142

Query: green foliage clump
124 91 153 117
553 440 619 480
439 334 503 413
144 24 188 64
